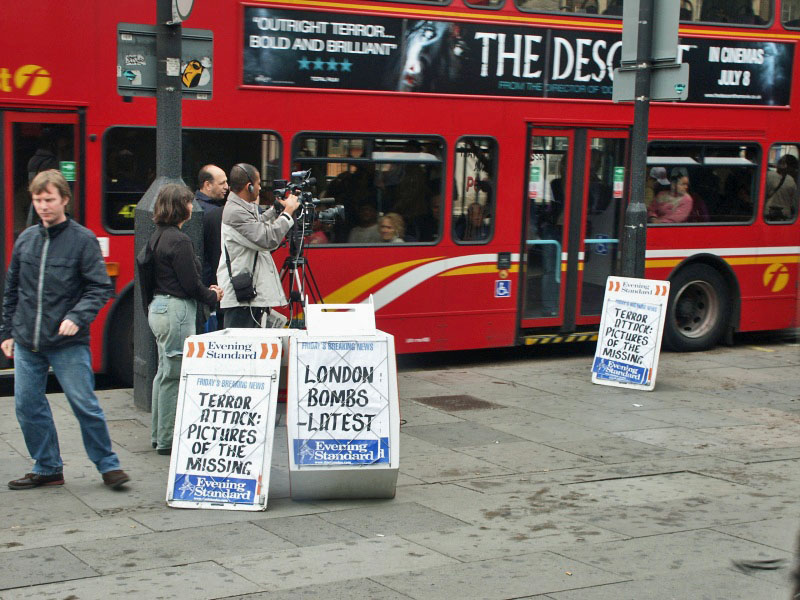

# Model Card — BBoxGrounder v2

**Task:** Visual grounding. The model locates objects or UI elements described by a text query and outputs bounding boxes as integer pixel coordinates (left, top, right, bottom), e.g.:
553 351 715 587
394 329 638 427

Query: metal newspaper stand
287 297 400 499
166 328 290 511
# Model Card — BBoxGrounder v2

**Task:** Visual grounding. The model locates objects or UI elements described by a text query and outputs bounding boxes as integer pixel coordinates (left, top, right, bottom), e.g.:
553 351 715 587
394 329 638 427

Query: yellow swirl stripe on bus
325 253 522 308
324 257 441 305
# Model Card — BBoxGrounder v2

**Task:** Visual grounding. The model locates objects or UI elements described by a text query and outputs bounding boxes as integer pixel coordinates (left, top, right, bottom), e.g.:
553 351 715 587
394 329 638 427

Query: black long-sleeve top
152 225 217 306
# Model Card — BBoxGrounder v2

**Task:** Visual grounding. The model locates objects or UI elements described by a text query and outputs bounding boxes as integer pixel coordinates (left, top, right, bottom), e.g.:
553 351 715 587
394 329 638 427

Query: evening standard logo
295 439 389 465
206 341 257 360
175 474 255 503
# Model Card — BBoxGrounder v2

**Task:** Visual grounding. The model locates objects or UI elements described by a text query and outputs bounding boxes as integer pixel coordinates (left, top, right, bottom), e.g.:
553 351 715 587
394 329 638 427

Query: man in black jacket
195 164 228 329
1 170 130 490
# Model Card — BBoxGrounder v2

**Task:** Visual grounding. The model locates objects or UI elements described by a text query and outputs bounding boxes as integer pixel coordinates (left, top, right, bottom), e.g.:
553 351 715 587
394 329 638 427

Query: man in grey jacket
217 163 300 328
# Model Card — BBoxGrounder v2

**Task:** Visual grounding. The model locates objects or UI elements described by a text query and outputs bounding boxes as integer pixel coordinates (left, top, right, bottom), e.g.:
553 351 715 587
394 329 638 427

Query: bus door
2 111 82 267
520 126 628 335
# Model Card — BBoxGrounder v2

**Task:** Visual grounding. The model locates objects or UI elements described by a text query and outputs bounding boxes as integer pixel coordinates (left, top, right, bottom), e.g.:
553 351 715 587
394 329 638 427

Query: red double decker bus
2 0 798 385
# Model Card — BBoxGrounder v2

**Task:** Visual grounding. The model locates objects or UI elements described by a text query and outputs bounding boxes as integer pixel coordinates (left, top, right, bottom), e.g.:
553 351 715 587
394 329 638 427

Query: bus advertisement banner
243 7 793 106
591 277 670 391
289 338 392 467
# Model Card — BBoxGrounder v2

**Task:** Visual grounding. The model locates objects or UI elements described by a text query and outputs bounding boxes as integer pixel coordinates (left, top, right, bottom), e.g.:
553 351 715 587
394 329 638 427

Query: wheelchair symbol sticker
495 280 511 298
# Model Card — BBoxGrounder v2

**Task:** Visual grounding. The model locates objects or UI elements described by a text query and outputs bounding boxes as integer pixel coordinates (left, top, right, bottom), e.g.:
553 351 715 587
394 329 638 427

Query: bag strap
223 244 258 277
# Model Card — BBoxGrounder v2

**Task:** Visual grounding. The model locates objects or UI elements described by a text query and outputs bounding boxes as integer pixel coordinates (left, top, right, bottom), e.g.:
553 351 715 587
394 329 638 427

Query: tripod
279 228 323 328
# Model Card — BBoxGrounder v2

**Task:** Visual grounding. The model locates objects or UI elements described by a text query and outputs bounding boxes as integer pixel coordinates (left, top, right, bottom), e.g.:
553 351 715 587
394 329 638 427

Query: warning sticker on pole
290 339 391 467
591 276 670 391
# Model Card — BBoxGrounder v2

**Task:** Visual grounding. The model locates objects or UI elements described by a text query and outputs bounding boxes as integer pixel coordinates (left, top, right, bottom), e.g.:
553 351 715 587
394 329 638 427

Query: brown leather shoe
102 470 130 489
8 472 65 490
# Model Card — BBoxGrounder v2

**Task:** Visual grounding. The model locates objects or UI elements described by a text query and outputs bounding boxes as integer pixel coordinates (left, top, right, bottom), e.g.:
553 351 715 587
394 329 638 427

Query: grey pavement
1 334 799 599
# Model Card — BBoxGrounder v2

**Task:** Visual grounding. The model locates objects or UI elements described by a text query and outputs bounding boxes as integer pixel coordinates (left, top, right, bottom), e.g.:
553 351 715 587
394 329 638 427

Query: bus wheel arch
104 282 134 387
663 256 739 352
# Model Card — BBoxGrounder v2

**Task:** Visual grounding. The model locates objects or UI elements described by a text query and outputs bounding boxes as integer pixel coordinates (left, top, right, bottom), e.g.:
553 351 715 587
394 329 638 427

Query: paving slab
548 568 786 599
373 551 627 600
457 440 601 473
0 546 98 590
400 448 516 483
0 561 260 600
223 578 416 599
402 420 529 449
0 516 151 553
252 513 366 546
544 434 689 464
403 512 627 562
317 500 468 537
713 516 800 553
66 521 296 574
554 529 792 585
220 535 458 590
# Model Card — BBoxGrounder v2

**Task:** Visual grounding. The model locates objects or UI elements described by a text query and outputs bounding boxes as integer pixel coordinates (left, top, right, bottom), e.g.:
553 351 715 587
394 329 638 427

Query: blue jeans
148 294 196 449
14 342 121 475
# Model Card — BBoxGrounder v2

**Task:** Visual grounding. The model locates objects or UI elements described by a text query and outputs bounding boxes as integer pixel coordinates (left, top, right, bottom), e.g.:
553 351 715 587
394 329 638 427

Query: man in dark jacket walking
1 170 129 490
195 164 228 329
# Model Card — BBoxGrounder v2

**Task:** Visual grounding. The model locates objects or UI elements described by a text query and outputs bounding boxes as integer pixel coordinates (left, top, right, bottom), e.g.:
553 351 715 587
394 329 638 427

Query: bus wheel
664 264 730 352
109 294 134 386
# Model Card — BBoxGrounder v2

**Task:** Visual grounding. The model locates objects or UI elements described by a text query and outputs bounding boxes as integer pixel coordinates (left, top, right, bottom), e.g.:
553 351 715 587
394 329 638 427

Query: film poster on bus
166 331 283 511
243 7 793 106
591 276 670 391
288 337 392 469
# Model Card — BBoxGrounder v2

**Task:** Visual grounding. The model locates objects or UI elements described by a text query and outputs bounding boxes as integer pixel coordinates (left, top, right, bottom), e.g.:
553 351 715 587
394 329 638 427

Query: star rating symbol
298 57 311 70
326 58 339 71
312 57 326 70
340 59 352 73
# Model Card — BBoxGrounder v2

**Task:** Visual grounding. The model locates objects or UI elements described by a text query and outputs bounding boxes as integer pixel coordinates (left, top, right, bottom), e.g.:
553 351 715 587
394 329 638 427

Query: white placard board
166 329 285 510
591 276 670 391
287 330 400 499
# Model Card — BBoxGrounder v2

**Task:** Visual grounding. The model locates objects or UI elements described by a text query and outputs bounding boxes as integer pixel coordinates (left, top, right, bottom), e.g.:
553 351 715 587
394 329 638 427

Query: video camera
273 170 344 232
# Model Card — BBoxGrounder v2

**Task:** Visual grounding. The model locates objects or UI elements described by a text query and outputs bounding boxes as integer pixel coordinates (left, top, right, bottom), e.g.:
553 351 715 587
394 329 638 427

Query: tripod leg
304 262 324 305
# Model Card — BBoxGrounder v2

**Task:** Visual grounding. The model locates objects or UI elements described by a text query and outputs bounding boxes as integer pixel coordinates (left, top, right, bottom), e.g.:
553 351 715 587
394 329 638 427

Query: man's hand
58 319 79 336
1 338 13 359
210 285 224 302
278 193 301 216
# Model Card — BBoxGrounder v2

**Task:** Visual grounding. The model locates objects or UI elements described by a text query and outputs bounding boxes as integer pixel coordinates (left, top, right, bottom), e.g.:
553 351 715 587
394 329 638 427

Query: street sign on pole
612 63 689 102
117 23 213 99
621 0 681 64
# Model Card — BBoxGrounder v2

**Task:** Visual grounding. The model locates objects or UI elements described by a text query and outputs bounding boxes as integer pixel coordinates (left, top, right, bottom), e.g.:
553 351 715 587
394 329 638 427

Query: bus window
647 142 759 225
515 0 622 16
697 0 770 25
453 138 496 243
103 127 281 233
464 0 505 8
764 144 799 223
783 0 800 26
292 135 444 244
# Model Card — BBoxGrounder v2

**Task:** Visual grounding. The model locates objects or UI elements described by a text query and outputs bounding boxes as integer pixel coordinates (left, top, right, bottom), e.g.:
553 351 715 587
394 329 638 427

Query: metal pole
620 0 653 278
156 0 181 178
133 0 184 411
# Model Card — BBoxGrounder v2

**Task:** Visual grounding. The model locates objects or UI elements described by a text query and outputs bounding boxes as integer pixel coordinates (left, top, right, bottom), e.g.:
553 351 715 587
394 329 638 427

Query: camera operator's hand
279 193 301 217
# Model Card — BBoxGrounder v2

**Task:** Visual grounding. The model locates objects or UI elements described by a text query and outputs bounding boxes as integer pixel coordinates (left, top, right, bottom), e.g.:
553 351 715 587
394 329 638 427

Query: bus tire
108 294 134 387
664 263 730 352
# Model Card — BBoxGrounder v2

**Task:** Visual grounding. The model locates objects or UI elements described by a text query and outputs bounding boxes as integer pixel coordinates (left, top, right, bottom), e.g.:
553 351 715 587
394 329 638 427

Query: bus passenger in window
644 167 671 210
379 213 406 243
603 0 623 16
348 203 382 244
456 202 491 240
765 156 798 221
649 169 693 223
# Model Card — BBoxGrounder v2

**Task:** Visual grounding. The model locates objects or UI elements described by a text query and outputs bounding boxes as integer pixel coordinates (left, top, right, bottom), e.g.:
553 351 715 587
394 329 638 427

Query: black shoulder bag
224 245 258 303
